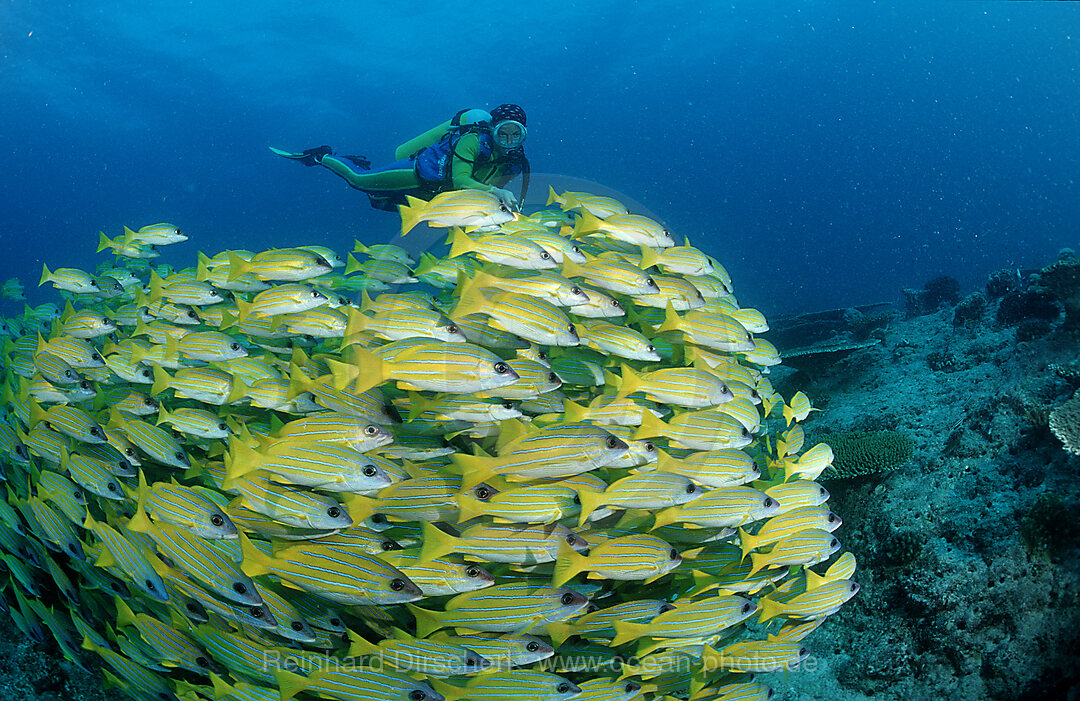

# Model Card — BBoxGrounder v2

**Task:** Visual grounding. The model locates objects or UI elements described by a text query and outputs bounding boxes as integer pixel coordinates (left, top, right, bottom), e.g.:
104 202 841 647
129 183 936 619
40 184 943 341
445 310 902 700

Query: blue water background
1 1 1077 316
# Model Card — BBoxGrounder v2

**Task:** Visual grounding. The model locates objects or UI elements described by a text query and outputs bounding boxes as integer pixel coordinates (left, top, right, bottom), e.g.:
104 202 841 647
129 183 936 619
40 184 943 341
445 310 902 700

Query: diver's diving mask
493 120 527 149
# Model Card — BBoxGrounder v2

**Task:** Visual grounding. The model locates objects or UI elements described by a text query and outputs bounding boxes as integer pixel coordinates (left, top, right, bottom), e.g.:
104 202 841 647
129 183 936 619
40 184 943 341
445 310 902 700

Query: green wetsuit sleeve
451 134 496 192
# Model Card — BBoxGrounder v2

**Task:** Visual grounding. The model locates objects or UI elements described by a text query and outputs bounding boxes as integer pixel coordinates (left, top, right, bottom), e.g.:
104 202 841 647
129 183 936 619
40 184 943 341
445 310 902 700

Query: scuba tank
394 108 492 161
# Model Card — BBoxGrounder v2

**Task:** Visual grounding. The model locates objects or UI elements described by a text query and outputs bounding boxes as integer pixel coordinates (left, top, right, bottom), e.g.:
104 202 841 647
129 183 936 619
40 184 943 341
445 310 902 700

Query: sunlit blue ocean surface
2 1 1077 314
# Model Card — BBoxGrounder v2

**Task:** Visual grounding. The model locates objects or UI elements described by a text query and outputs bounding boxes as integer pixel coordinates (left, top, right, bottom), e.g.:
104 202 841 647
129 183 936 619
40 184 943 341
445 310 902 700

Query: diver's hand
490 187 518 210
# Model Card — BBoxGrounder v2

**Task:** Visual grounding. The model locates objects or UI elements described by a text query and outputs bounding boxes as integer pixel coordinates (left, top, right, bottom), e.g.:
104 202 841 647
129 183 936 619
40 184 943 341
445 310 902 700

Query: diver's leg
318 156 420 192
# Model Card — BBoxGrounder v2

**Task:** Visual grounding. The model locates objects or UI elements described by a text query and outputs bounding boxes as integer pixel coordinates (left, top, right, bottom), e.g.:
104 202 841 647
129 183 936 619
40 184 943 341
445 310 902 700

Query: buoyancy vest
412 109 528 198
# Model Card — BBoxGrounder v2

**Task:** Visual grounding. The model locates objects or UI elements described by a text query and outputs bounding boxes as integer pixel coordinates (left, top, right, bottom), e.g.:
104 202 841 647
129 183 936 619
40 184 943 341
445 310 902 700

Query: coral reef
952 292 986 328
1049 389 1080 455
818 430 915 479
926 350 964 373
1032 254 1080 326
777 258 1080 699
1020 492 1080 559
985 269 1019 299
995 288 1060 327
904 275 961 318
1015 318 1054 343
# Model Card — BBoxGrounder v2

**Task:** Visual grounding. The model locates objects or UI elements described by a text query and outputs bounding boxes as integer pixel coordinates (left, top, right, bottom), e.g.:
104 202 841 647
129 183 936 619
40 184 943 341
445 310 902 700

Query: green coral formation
818 430 915 479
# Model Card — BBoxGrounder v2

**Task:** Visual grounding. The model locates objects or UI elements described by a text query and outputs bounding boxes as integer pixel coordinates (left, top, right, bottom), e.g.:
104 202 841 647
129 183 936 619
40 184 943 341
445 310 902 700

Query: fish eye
210 514 225 527
567 324 576 335
645 442 655 452
611 300 623 309
107 482 118 492
389 578 406 592
409 692 427 701
499 205 510 213
526 641 541 652
196 656 209 668
187 603 200 614
566 535 577 545
465 565 481 577
218 423 228 431
828 514 837 523
362 466 377 477
572 495 580 505
645 277 656 286
73 489 83 500
313 291 326 299
90 426 104 438
80 380 92 389
233 582 248 595
291 621 305 632
557 684 572 694
327 506 341 518
502 401 514 409
493 362 509 374
230 343 241 351
831 538 839 547
548 373 559 383
742 602 753 613
250 607 264 618
330 617 343 627
446 324 458 334
91 353 103 362
763 498 776 508
799 647 809 657
646 345 655 352
540 251 551 260
371 514 387 524
364 425 379 435
144 398 157 406
669 548 679 560
685 484 697 494
475 486 492 500
176 451 187 460
625 684 638 693
570 286 582 295
145 579 156 591
560 592 575 605
382 541 399 551
126 448 137 458
605 436 618 449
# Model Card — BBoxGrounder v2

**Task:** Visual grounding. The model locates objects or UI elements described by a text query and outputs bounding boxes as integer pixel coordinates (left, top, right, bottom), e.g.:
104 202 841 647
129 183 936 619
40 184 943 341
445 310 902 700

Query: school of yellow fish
0 186 858 701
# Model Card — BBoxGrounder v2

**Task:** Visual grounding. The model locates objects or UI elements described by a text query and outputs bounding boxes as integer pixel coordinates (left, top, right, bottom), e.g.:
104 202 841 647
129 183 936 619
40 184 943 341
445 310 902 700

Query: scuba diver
272 104 530 212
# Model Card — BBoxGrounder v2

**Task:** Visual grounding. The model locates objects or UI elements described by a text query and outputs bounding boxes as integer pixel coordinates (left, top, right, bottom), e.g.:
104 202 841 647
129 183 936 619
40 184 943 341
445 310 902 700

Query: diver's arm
450 134 496 191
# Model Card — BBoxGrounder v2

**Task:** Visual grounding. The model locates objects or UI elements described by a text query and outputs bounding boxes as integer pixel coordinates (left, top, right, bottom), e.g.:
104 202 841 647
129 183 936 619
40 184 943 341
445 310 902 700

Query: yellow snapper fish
39 265 100 294
548 186 629 218
448 227 559 270
2 180 859 701
573 210 676 250
400 191 515 235
2 277 26 300
121 223 188 245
